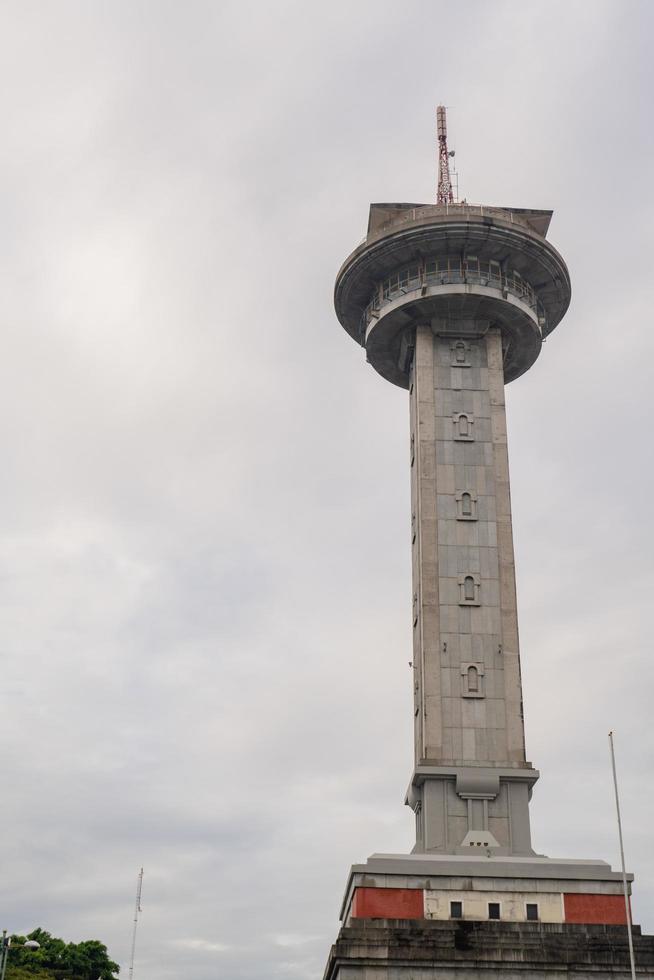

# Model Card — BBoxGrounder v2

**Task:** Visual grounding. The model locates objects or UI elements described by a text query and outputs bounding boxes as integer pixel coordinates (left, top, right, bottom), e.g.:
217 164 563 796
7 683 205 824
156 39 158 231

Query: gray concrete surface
323 919 654 980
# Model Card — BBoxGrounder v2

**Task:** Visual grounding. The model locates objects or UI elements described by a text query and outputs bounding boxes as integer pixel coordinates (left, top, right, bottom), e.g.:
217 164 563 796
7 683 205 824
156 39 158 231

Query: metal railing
362 258 545 333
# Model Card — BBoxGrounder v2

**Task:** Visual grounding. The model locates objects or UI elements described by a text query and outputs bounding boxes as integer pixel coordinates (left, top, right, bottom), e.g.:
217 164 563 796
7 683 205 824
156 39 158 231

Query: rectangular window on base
526 903 539 921
488 902 501 920
450 901 463 919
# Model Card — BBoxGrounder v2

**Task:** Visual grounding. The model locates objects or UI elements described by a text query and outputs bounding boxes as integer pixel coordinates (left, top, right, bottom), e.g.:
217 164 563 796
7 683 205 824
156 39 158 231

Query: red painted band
352 887 424 920
564 893 629 925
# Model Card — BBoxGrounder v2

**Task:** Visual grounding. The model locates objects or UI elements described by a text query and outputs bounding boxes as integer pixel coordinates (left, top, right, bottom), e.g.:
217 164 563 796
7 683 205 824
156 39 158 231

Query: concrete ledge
406 765 540 802
323 919 654 980
357 853 631 881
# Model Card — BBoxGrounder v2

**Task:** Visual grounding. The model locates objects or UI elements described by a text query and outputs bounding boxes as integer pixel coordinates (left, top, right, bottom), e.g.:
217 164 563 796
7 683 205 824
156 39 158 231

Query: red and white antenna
436 105 455 204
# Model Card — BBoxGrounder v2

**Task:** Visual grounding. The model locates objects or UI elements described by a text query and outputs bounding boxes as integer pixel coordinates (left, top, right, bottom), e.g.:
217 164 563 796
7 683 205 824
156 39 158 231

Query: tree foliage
5 928 119 980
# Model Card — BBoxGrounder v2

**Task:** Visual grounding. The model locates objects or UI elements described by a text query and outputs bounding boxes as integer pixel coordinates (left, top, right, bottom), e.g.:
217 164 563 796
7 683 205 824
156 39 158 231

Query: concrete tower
322 114 654 979
335 200 567 860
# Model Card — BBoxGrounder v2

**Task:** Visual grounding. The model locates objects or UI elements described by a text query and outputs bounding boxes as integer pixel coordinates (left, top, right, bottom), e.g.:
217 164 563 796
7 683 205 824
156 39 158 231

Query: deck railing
362 257 545 333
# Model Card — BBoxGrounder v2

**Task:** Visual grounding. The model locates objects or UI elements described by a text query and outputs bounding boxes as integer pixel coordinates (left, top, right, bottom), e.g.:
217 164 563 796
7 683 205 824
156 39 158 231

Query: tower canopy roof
367 203 553 239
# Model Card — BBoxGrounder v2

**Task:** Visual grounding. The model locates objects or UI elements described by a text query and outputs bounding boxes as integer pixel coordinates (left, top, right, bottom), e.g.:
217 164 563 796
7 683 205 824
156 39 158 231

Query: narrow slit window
467 665 479 692
452 412 474 441
459 574 480 607
461 661 484 697
456 491 477 521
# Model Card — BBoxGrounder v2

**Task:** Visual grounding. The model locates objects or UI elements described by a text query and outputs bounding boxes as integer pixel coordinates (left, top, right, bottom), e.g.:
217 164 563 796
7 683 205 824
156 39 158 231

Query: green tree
5 928 119 980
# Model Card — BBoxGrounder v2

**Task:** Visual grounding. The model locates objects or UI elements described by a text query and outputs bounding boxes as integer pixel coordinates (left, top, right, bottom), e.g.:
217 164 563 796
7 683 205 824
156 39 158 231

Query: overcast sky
0 1 653 978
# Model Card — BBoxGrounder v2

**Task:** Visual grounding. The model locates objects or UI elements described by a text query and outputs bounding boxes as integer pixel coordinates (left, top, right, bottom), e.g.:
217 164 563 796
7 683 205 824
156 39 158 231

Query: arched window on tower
455 341 466 363
458 573 480 606
456 490 478 521
461 661 485 698
453 413 474 441
467 665 479 693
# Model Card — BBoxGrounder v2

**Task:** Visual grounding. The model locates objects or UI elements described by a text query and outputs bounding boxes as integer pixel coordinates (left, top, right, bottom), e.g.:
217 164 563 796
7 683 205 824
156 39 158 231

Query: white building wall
424 889 564 923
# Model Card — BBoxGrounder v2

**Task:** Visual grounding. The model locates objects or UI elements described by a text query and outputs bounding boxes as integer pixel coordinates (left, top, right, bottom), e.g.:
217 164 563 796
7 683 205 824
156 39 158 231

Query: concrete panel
436 493 456 519
435 465 455 494
445 697 465 732
462 728 476 759
480 546 500 579
471 390 491 418
419 443 437 480
455 520 480 547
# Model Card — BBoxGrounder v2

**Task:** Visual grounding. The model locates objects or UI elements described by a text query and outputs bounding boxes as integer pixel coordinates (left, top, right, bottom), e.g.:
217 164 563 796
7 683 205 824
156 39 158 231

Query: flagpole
608 731 636 979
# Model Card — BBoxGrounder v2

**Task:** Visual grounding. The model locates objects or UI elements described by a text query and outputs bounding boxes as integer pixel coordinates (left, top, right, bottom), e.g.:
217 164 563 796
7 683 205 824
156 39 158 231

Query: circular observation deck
334 204 571 388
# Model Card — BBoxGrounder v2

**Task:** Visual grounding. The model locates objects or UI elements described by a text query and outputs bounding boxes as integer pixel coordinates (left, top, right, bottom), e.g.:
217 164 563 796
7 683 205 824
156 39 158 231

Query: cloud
272 933 320 948
169 938 230 954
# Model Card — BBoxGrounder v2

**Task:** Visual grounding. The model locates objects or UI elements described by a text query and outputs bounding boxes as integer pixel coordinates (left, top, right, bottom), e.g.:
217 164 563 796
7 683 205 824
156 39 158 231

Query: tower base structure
322 853 654 979
323 918 654 980
339 853 633 926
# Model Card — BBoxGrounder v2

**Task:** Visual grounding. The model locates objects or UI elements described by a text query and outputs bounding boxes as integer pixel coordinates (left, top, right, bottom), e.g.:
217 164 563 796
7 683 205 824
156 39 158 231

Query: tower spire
436 105 454 204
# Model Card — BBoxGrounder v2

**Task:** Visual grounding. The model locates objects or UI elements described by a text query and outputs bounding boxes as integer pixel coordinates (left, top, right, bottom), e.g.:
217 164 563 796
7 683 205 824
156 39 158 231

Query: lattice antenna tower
436 105 455 204
128 867 144 980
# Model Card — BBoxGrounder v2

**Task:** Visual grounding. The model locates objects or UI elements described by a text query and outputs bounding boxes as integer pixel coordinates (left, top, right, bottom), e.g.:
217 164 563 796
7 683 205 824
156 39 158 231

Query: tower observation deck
322 113 653 980
336 201 570 388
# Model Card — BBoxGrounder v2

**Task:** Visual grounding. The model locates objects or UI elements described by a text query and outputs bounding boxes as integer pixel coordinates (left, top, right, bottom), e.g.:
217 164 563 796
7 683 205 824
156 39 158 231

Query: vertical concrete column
407 325 536 855
487 329 526 763
410 324 441 763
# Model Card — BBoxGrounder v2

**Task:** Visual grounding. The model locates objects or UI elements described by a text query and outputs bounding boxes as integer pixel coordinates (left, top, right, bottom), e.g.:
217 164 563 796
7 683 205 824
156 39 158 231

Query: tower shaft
407 324 536 854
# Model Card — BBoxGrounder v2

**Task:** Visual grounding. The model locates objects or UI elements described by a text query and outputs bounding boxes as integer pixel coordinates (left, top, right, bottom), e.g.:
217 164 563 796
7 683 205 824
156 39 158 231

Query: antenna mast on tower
436 105 455 204
128 867 144 980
